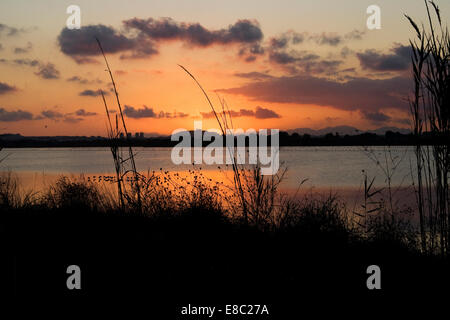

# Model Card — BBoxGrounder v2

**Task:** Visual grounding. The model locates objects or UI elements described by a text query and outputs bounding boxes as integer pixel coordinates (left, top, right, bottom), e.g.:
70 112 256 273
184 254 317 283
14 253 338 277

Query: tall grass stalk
178 65 284 225
96 38 142 212
406 0 449 255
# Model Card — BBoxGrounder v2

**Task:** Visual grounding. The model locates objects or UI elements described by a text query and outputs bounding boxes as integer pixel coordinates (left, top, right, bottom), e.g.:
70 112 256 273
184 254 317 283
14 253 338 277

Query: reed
96 38 142 213
178 65 286 226
406 0 449 255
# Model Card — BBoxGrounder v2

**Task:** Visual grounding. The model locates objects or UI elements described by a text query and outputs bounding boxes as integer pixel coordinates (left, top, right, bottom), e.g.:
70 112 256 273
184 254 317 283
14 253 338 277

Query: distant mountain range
286 126 411 136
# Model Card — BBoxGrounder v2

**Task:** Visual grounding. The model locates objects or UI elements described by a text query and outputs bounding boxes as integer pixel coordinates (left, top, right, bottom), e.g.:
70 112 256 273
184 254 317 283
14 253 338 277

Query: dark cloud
39 110 64 120
254 106 280 119
124 105 188 119
269 31 305 50
362 111 391 123
12 58 40 67
58 19 263 62
311 33 342 46
34 63 60 79
74 108 97 116
218 75 410 113
0 107 98 123
268 50 342 75
79 89 106 97
309 30 364 46
234 72 274 80
269 51 302 64
357 44 411 71
58 25 139 62
201 106 280 119
13 42 32 54
238 43 265 62
0 82 17 95
123 18 263 46
35 108 96 122
0 108 33 122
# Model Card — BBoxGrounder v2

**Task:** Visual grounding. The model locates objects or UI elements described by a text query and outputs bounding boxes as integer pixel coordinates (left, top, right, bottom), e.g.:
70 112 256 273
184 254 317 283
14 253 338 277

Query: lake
0 146 417 189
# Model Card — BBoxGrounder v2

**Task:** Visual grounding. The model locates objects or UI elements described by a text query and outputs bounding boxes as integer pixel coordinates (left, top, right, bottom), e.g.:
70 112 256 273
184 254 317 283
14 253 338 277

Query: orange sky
0 0 447 136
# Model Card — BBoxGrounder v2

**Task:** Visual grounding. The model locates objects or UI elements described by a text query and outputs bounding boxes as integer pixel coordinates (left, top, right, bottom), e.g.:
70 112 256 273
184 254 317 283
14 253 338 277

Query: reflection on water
0 146 416 191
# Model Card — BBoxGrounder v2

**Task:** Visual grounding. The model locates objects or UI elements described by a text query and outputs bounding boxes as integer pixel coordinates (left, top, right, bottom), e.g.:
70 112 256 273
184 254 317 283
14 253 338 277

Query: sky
0 0 448 136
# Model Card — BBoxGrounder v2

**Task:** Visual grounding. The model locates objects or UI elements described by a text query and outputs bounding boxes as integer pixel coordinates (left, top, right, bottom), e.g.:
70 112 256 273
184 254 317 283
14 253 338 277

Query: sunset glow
1 0 447 136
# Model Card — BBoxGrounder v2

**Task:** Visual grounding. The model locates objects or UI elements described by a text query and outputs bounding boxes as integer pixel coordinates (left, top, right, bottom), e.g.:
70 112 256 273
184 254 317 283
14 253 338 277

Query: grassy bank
1 171 448 303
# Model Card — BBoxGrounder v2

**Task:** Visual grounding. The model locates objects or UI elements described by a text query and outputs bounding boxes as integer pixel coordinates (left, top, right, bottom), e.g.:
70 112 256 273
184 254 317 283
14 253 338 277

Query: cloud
0 82 17 95
79 89 106 97
0 108 33 122
311 33 342 46
254 106 281 119
357 44 411 71
2 59 61 79
67 76 102 84
12 58 40 67
362 111 391 123
124 18 263 46
58 25 139 62
218 74 411 113
0 24 27 37
0 43 3 51
268 29 363 51
58 19 263 62
344 29 365 41
35 108 97 122
201 106 280 119
268 50 342 74
0 107 98 123
74 108 97 116
13 42 32 54
34 63 60 79
38 110 64 120
269 31 305 50
123 105 188 119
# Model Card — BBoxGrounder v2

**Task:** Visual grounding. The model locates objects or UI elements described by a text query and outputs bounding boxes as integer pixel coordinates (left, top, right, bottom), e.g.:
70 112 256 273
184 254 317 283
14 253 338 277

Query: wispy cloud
0 23 30 37
0 108 33 122
201 106 280 119
0 58 60 79
34 63 60 79
67 76 102 85
13 42 32 54
123 105 189 119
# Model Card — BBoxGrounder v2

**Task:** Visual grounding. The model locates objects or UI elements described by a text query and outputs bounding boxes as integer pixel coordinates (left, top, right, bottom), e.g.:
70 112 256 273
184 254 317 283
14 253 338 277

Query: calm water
0 146 416 190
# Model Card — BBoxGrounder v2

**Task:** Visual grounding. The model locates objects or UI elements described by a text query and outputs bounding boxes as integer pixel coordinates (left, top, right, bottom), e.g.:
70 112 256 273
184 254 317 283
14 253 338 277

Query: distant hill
287 126 411 136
